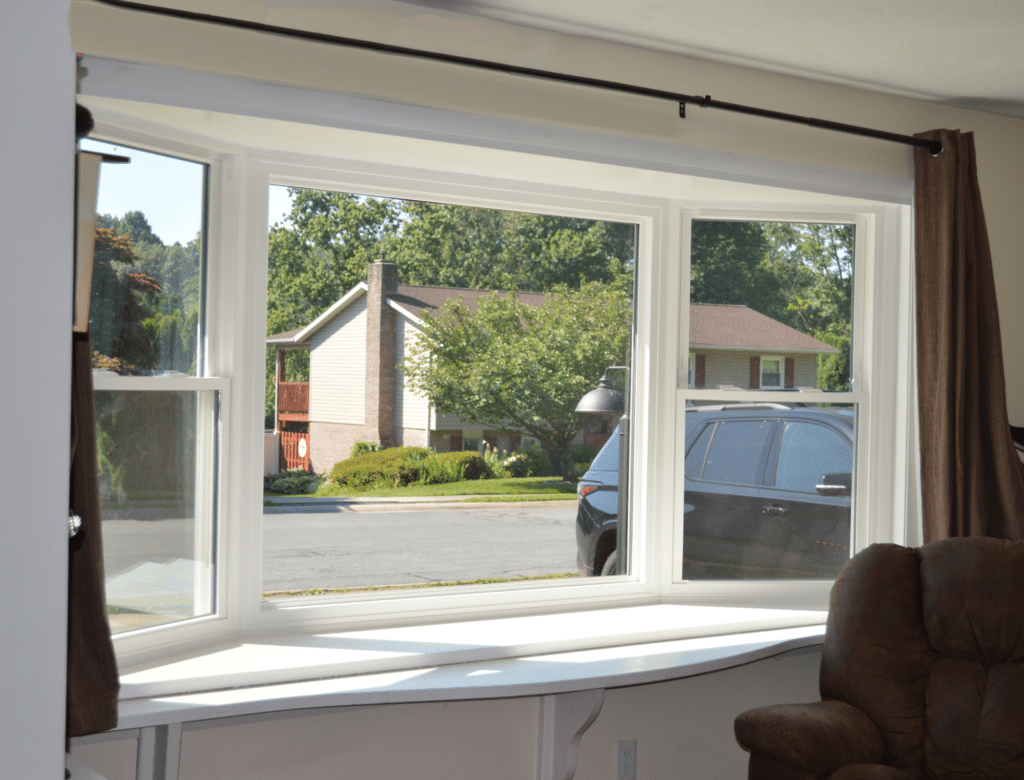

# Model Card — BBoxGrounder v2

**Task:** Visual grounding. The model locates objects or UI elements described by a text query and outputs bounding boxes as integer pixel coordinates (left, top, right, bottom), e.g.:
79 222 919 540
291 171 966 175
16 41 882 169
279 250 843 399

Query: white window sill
115 604 826 730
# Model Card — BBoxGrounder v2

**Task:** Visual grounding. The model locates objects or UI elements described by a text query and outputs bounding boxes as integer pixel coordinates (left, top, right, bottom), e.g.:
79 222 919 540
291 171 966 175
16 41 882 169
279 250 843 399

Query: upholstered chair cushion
736 537 1024 780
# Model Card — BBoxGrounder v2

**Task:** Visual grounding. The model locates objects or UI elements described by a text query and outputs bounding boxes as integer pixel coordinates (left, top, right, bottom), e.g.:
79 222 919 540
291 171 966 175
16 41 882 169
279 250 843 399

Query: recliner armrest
735 699 886 777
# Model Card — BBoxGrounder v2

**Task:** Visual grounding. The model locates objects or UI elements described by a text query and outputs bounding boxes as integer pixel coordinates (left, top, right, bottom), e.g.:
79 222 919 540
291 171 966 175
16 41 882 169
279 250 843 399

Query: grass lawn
266 476 576 500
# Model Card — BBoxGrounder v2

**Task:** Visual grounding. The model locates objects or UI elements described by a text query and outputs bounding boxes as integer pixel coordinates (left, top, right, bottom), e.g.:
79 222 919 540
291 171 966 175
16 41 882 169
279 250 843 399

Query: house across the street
268 260 839 473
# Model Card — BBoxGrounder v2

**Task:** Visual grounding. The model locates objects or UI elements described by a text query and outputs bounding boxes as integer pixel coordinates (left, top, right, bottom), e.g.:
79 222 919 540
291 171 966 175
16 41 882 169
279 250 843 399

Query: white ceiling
350 0 1024 119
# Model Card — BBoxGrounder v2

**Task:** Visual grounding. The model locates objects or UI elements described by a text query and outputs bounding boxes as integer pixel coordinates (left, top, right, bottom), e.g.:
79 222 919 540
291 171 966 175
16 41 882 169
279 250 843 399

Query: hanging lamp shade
575 372 625 415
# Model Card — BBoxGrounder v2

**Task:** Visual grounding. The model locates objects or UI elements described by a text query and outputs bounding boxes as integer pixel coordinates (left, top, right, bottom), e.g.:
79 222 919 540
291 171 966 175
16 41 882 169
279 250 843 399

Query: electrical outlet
616 738 636 780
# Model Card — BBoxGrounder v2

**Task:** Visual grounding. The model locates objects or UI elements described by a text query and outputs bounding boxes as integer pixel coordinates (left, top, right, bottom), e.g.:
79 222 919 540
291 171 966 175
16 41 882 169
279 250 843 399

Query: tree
690 220 787 321
390 202 635 291
763 223 855 391
402 281 632 480
89 227 163 374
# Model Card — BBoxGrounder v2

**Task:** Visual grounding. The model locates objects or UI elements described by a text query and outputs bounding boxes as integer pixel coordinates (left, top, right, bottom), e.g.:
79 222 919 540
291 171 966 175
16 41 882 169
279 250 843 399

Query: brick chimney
365 254 399 448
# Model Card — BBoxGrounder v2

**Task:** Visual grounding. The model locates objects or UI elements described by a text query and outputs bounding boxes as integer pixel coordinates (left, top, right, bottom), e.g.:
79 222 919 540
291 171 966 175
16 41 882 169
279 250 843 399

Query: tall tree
89 227 162 374
403 281 632 480
689 220 787 322
763 222 855 390
390 202 635 291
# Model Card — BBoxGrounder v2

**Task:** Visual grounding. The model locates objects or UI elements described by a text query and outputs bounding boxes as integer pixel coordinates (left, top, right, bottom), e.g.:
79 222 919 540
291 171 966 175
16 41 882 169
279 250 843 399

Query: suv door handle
762 505 788 516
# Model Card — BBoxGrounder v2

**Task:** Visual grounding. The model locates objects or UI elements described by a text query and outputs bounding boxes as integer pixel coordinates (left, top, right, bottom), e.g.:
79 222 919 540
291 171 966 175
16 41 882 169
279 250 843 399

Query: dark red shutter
695 354 706 388
785 357 795 389
750 356 760 389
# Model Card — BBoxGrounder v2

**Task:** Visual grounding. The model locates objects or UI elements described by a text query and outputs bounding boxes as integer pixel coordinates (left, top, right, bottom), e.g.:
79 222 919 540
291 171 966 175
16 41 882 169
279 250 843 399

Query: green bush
350 440 382 458
265 468 321 494
503 445 553 478
481 443 510 479
570 444 601 465
419 450 487 484
329 446 430 488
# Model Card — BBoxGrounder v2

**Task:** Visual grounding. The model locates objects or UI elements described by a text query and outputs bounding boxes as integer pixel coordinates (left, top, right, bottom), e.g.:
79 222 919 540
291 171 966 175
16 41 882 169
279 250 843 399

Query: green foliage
389 202 635 291
503 446 554 478
570 444 600 464
403 281 631 481
95 391 195 503
91 213 203 375
328 446 431 488
263 191 638 418
350 440 383 458
816 332 852 392
481 444 510 479
690 221 786 321
89 228 162 373
265 469 321 495
327 446 486 489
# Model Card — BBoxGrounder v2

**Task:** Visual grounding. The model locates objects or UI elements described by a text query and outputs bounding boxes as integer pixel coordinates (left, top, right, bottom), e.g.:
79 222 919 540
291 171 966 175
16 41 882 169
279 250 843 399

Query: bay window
78 57 918 677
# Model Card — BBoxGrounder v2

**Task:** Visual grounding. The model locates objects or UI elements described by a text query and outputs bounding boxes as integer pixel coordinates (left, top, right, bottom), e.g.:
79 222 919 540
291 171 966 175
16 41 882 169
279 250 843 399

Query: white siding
395 317 429 430
309 296 367 425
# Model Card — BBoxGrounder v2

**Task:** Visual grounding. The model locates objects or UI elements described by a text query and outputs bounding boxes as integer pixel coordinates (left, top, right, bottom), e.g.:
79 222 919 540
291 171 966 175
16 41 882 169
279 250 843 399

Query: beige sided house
269 261 838 473
268 259 548 473
687 303 839 390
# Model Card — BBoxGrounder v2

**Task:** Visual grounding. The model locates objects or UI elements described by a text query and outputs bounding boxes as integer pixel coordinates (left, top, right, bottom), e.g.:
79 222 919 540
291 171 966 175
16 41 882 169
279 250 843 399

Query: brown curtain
914 128 1024 541
67 329 119 741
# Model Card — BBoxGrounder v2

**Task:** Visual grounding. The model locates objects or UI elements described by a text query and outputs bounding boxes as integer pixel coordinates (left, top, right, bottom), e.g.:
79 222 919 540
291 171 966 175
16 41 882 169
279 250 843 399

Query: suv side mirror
816 472 852 498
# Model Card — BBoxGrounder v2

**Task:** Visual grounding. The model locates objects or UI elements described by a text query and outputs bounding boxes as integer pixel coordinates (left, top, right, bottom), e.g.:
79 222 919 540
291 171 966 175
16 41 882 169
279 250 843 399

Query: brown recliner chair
735 537 1024 780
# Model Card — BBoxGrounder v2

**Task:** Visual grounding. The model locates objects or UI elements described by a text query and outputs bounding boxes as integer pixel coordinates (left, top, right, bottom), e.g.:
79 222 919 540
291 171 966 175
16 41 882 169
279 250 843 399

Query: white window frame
81 64 918 673
760 355 784 389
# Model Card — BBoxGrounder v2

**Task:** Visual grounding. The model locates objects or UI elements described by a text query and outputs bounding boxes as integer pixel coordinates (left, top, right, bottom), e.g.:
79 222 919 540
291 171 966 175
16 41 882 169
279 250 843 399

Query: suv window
700 420 774 485
774 421 852 493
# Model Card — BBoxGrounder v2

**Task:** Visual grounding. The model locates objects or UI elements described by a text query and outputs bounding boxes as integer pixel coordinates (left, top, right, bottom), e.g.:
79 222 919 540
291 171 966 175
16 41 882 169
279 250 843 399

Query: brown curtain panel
67 330 119 740
914 128 1024 541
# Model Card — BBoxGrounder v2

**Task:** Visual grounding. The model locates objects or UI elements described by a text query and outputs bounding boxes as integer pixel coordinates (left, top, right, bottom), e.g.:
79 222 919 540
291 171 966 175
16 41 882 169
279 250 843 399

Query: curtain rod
90 0 944 157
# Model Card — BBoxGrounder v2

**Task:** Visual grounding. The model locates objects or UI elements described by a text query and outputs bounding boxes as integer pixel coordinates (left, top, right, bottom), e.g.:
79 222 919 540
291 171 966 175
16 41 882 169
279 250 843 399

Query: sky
80 139 294 245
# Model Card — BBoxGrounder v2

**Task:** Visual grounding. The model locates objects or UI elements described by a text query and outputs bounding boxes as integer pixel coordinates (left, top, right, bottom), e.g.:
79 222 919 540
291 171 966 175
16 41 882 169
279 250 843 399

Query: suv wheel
601 550 619 576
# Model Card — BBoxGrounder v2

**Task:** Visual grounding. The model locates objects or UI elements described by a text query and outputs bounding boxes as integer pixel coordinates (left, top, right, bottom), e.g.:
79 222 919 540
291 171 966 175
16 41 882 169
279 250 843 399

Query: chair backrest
820 537 1024 779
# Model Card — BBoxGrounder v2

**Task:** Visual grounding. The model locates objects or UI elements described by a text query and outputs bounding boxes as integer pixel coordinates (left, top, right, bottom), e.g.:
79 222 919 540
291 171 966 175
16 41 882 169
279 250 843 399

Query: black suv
576 404 854 579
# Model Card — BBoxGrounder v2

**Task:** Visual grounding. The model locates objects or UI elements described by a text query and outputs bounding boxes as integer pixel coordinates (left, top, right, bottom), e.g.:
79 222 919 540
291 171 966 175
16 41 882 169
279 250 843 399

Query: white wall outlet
616 738 636 780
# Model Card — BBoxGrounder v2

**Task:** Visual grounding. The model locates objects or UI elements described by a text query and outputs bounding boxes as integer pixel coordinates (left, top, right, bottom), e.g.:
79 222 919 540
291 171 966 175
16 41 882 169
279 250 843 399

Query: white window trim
79 66 919 681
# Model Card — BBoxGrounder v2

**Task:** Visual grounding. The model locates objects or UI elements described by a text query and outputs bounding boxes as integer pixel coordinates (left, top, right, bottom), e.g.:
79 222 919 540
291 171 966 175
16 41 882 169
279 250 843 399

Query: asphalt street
261 501 578 591
100 500 579 594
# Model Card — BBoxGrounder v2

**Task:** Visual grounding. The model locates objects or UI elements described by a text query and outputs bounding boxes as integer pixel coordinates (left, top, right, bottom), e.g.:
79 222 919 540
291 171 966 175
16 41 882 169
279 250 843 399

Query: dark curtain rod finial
91 0 943 156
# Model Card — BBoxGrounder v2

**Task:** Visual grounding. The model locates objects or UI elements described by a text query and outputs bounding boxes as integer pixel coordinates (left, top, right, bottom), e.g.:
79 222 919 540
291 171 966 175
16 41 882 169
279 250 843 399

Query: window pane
700 420 773 484
687 221 854 392
97 390 217 634
80 139 206 376
263 186 637 593
682 404 855 580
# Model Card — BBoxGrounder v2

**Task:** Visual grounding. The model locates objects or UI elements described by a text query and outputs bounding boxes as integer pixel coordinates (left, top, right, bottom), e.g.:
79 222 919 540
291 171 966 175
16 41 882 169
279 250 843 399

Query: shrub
350 440 382 458
418 450 486 484
570 444 601 465
481 443 510 479
329 446 430 488
265 468 321 494
503 445 553 478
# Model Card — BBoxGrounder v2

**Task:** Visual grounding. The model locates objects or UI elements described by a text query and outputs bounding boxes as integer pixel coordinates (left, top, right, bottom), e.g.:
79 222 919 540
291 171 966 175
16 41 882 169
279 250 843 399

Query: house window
78 138 221 635
80 67 915 665
260 183 636 598
678 219 865 582
760 356 782 388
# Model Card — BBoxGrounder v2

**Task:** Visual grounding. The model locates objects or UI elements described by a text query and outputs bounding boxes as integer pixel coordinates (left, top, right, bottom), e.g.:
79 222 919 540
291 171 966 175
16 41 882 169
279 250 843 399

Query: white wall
1 2 75 778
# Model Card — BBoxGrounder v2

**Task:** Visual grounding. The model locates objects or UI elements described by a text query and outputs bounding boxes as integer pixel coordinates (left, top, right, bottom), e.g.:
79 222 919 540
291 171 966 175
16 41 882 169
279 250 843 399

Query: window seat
116 604 826 729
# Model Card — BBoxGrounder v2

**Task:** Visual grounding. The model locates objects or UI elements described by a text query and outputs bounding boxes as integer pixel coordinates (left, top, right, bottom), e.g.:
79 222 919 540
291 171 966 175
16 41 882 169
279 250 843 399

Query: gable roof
266 282 549 344
387 284 549 322
690 303 838 354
